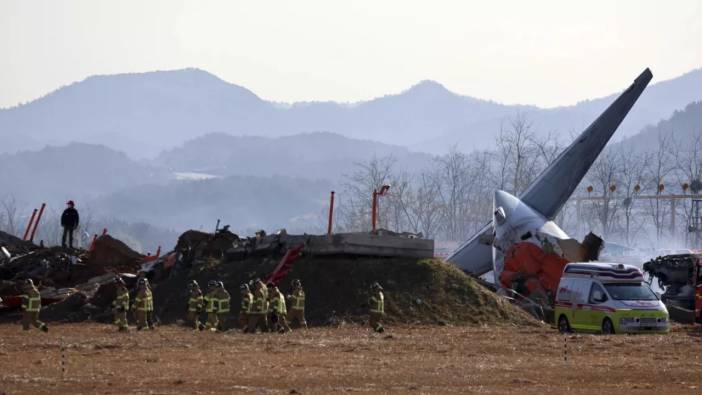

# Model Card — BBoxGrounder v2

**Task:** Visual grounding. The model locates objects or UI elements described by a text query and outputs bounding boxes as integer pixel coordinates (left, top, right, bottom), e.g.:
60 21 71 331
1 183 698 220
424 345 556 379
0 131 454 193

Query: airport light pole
371 185 390 232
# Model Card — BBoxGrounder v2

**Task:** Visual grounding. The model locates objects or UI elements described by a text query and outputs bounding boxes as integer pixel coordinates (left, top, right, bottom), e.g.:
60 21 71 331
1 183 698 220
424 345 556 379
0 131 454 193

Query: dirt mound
84 235 143 272
175 229 240 261
153 254 537 327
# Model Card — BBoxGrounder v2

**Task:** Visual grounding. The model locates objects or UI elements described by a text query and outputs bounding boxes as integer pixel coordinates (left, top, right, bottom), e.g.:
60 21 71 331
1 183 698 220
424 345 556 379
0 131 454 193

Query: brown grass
1 323 702 394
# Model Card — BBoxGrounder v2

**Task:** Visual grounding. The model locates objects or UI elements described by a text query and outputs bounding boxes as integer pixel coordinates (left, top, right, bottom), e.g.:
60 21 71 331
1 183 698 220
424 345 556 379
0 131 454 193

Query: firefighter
266 283 275 331
258 278 269 318
239 284 253 331
144 277 155 328
186 280 204 330
112 276 129 332
269 284 291 333
286 279 307 329
246 280 269 333
203 280 220 332
20 279 48 332
369 282 385 333
133 278 153 330
216 281 231 331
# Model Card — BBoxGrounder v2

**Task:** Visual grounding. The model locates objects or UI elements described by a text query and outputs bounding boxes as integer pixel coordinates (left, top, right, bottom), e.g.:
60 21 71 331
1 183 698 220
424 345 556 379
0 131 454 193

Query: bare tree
645 132 676 243
586 149 621 238
0 195 21 236
401 171 443 238
618 148 649 245
338 156 396 232
676 133 702 244
382 171 411 232
531 130 563 167
434 147 472 240
495 114 541 195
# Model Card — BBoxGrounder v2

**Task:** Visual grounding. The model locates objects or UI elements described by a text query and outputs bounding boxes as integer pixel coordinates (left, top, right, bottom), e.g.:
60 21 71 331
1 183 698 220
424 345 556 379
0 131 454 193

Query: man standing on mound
61 200 79 249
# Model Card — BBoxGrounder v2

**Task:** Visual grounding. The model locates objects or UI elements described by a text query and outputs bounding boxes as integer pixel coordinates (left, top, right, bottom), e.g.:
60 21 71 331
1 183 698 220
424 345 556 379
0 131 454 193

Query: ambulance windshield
604 283 658 301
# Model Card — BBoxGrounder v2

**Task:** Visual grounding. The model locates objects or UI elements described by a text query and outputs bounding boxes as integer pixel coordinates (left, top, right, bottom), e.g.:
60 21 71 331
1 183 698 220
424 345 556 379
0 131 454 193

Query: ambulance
554 262 669 334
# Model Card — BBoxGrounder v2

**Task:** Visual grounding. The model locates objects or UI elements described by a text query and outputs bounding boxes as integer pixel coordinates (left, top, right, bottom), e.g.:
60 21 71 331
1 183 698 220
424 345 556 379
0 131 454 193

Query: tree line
335 116 702 249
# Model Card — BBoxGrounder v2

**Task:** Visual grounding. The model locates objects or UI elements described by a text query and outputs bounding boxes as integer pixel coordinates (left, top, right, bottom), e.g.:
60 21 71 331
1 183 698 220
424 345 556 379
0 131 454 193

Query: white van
554 262 669 334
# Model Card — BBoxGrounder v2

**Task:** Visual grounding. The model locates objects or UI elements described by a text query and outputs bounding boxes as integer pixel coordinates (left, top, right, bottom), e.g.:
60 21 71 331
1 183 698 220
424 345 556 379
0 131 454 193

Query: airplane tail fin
521 68 653 218
448 68 653 275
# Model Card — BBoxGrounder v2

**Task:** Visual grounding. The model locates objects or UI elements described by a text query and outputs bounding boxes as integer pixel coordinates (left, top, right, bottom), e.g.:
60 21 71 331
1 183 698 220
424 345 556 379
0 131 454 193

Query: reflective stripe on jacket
204 291 218 313
271 291 287 314
135 289 154 312
146 289 154 311
188 290 203 312
241 292 253 313
290 289 305 311
217 289 231 313
253 290 266 314
113 287 130 310
369 292 384 314
22 289 41 312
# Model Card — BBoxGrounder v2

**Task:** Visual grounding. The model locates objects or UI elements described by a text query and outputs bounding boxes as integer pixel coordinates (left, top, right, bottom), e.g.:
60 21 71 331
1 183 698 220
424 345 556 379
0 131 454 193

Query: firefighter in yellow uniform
258 279 269 330
286 279 307 329
145 278 155 328
239 284 253 330
216 281 230 331
246 281 269 333
204 280 220 331
186 280 204 330
133 278 153 330
269 284 291 333
112 276 129 332
21 279 48 332
369 282 385 333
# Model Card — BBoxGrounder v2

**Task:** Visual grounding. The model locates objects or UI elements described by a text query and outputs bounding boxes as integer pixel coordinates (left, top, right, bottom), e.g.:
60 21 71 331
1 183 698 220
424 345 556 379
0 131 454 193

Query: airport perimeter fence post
60 339 67 379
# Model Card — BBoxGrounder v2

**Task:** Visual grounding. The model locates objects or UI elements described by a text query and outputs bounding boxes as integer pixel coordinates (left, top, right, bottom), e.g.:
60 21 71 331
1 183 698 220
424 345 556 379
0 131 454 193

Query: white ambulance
554 262 669 334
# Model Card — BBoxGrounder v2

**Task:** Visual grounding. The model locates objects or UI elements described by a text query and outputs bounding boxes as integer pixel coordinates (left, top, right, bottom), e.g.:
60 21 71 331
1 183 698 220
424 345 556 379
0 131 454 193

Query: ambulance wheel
601 318 615 335
558 315 571 333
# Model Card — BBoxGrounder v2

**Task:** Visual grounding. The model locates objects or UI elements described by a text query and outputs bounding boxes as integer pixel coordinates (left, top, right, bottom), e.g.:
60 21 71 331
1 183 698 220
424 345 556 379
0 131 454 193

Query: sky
1 0 701 109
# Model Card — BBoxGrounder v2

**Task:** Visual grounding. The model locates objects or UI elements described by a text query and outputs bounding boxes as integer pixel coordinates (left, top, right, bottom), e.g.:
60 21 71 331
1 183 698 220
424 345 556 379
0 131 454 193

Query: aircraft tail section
448 68 653 275
521 68 652 218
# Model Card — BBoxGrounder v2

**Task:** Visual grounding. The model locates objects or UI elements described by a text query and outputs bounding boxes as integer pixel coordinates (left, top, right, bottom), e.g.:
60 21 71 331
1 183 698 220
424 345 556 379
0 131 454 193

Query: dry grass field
1 323 702 394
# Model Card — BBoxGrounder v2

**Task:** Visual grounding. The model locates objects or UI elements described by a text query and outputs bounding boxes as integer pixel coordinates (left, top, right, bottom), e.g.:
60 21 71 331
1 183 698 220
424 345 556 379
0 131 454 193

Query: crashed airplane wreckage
179 228 435 262
447 68 653 316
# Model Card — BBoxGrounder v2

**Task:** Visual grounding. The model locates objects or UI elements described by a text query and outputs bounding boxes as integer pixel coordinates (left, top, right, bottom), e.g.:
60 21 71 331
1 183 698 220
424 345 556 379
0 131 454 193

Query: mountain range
3 67 702 158
155 131 434 180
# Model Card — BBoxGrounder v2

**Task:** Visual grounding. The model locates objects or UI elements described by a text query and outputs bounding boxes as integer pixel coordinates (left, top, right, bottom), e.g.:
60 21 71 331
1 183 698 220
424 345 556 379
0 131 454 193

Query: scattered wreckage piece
225 230 434 261
0 232 147 315
643 252 702 323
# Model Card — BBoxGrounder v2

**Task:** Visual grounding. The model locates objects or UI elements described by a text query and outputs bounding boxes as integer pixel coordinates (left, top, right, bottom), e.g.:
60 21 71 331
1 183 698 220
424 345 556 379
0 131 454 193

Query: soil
83 235 143 273
154 257 536 327
1 323 701 394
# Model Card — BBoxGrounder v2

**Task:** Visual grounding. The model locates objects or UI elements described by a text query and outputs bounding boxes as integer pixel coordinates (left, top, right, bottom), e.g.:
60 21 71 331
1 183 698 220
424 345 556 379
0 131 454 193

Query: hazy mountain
94 175 333 234
155 131 435 180
613 100 702 152
4 67 702 158
0 143 166 205
423 68 702 153
0 69 270 158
